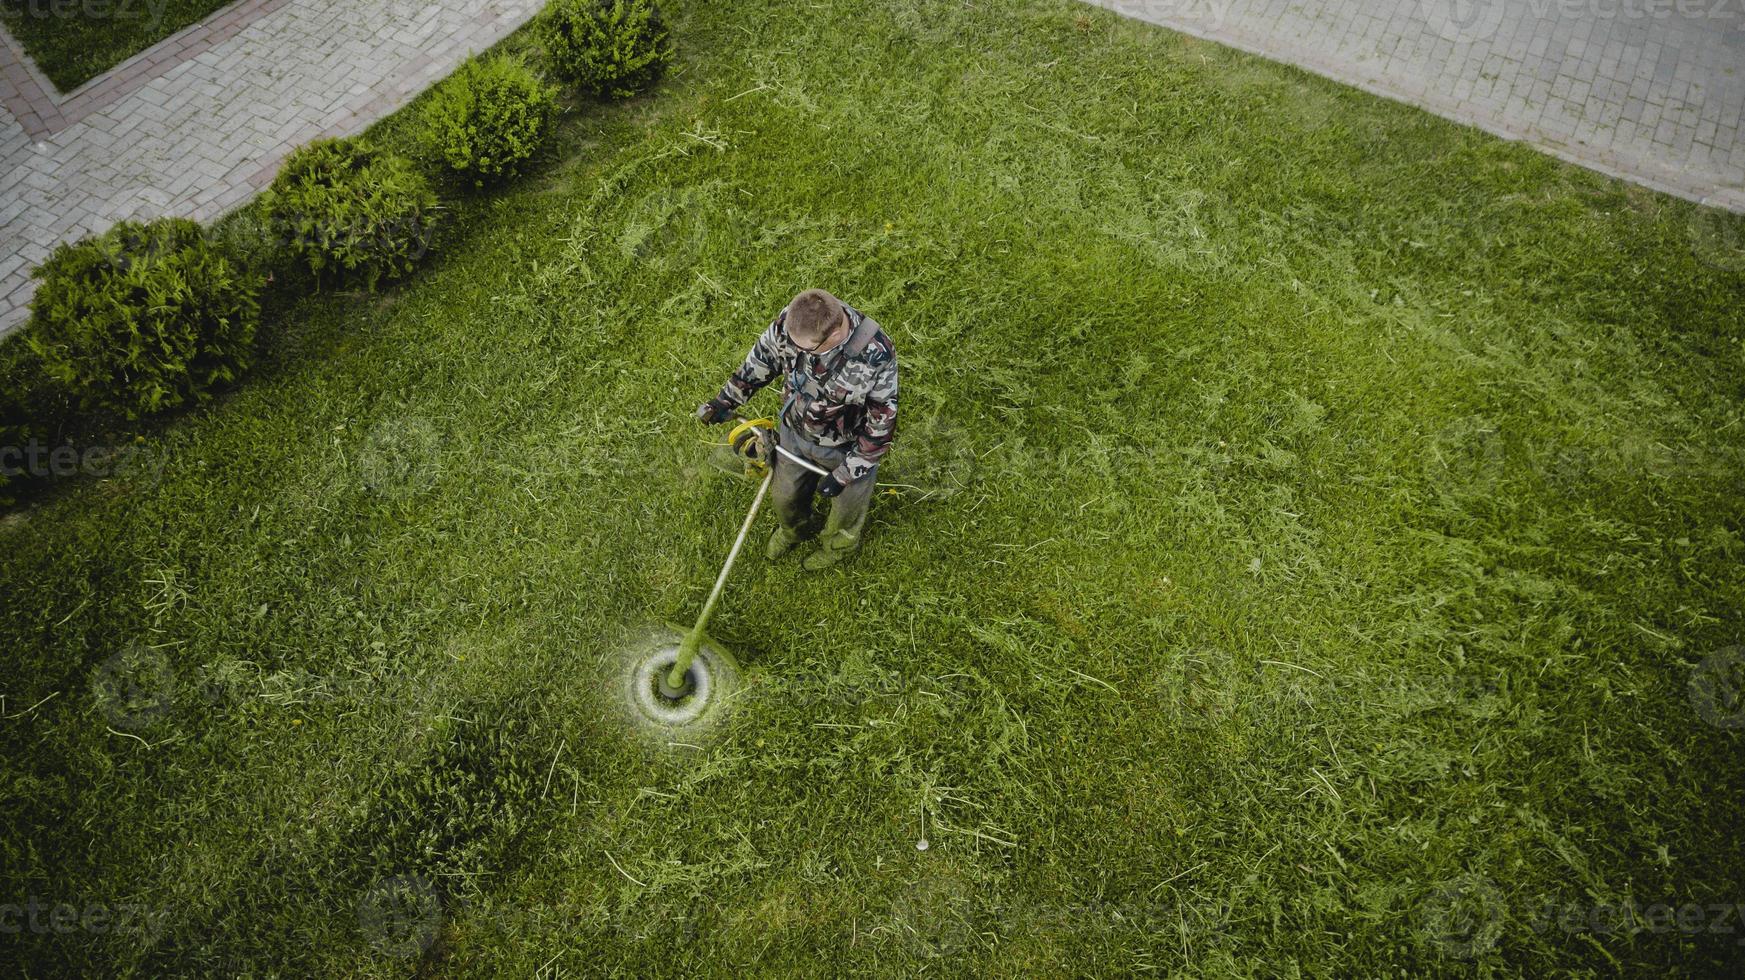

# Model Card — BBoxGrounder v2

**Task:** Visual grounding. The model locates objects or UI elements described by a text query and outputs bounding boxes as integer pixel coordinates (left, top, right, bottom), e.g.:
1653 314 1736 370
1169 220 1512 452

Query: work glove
818 472 846 498
696 397 734 425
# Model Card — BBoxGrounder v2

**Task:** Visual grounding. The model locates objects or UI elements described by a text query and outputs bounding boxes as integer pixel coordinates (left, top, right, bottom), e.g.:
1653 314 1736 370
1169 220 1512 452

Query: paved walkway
0 0 542 336
1087 0 1744 210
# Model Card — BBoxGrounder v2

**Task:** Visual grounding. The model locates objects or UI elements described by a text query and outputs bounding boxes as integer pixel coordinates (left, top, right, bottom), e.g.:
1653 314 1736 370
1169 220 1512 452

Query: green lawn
0 0 237 92
4 0 1744 975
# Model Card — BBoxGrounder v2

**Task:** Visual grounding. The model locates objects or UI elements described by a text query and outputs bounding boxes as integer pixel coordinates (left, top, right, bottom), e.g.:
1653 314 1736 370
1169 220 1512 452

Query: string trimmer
657 414 828 702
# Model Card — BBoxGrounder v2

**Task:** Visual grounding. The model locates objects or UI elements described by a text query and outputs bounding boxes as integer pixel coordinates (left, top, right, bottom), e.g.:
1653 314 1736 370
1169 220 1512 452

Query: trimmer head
619 625 740 732
656 664 697 701
704 416 775 480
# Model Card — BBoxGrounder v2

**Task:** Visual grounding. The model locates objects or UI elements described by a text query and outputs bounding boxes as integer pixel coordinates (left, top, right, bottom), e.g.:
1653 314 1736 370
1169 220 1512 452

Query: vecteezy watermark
356 415 444 498
0 896 166 938
893 411 982 501
1423 877 1745 958
615 179 725 276
1424 416 1506 498
357 875 443 959
1419 0 1509 43
1423 871 1521 948
1689 646 1745 729
14 0 172 25
1422 0 1741 44
1422 875 1509 958
0 439 164 486
1421 417 1717 500
1527 896 1745 946
1094 0 1237 32
89 642 176 732
1688 197 1745 274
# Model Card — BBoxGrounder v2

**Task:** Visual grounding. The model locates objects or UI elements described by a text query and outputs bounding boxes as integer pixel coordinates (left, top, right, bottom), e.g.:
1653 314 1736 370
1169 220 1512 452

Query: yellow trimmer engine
725 416 776 476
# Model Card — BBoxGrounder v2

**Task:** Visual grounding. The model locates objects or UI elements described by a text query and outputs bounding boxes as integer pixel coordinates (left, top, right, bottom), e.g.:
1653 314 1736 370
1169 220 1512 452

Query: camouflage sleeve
836 356 898 483
718 316 789 407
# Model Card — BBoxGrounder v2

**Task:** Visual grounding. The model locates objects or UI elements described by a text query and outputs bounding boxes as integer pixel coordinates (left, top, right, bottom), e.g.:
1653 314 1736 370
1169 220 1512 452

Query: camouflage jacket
716 303 898 483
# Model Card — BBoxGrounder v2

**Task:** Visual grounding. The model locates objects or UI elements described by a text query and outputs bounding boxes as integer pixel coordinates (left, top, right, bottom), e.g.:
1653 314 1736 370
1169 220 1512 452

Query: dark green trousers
773 424 877 557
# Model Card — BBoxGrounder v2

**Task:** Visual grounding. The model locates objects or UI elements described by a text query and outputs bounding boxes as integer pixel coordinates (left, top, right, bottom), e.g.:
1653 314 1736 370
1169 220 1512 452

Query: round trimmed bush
263 137 438 287
25 218 259 420
539 0 671 100
421 55 557 186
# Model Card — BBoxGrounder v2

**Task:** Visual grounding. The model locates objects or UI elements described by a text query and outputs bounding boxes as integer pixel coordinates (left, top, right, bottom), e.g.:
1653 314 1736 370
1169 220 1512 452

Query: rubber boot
766 525 805 560
802 529 860 570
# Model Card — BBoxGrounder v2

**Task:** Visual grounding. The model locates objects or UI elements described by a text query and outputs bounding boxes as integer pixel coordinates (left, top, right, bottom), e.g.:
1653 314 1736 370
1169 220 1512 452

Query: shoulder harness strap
843 310 880 356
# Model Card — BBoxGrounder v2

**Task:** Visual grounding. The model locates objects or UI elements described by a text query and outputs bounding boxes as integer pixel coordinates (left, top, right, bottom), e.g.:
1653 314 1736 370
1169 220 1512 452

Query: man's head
784 289 848 352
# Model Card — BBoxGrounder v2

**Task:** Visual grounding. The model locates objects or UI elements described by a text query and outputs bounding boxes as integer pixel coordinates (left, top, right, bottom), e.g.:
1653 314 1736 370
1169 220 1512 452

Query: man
697 288 898 570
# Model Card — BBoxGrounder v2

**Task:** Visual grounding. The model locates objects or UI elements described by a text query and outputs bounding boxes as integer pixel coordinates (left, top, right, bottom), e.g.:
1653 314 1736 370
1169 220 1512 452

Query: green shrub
262 138 438 287
421 55 557 186
539 0 671 100
24 218 259 420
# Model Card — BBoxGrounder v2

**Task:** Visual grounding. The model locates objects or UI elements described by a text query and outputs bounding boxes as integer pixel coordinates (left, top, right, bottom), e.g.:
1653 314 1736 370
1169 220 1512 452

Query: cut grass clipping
3 0 1744 975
